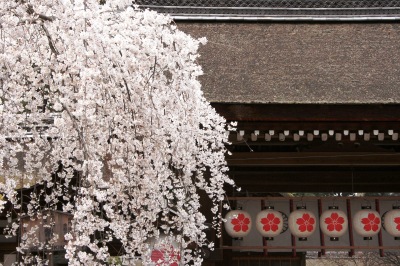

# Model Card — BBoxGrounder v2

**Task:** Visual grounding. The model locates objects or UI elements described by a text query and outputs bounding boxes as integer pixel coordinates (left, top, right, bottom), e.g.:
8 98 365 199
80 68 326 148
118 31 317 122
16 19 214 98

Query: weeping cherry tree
0 0 235 264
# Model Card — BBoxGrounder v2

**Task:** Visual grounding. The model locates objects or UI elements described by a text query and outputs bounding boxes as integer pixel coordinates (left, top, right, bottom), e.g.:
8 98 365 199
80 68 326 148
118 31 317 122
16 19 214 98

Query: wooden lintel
225 196 400 201
212 103 400 122
232 121 400 131
220 245 400 250
227 152 400 166
231 184 400 193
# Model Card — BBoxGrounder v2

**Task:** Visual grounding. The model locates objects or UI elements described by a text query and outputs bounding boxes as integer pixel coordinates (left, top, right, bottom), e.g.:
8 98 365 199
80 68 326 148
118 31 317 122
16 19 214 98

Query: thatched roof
178 22 400 104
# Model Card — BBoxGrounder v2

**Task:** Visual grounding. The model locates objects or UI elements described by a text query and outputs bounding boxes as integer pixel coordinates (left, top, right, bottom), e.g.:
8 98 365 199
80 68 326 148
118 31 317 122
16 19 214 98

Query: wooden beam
231 174 400 192
212 103 400 122
231 121 400 131
231 172 400 184
230 184 400 193
220 245 400 250
0 243 17 251
227 152 400 166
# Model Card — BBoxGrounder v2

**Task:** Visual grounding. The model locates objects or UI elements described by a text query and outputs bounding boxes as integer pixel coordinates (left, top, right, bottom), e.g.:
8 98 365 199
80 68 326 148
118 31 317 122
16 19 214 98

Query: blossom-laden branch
0 0 235 265
40 24 59 56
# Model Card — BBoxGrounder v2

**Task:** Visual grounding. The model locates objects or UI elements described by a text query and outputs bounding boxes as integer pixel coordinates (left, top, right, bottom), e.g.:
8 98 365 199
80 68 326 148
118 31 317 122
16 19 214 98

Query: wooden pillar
347 199 355 257
375 199 384 257
318 199 326 256
290 199 296 257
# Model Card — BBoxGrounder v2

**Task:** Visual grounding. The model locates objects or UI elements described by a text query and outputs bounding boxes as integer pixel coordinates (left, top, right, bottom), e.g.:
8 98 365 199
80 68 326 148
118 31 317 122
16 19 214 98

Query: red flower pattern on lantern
261 213 281 232
231 213 250 232
151 247 180 266
296 213 315 232
361 213 381 232
324 212 345 232
394 217 400 231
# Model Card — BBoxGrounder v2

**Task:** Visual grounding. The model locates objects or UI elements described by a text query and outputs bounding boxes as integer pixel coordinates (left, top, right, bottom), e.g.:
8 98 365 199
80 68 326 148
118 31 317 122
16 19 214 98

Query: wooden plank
347 199 355 257
231 184 400 193
220 245 400 250
230 168 400 192
229 121 400 131
227 152 400 166
231 172 400 183
226 196 400 201
0 242 17 251
212 104 400 122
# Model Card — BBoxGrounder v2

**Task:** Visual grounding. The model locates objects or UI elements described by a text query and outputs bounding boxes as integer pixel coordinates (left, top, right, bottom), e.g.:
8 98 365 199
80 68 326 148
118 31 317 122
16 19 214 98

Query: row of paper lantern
224 206 400 241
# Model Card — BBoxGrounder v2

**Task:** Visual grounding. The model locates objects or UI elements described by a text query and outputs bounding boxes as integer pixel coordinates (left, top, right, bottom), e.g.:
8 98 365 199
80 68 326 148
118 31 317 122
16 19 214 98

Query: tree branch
38 14 56 22
40 24 59 56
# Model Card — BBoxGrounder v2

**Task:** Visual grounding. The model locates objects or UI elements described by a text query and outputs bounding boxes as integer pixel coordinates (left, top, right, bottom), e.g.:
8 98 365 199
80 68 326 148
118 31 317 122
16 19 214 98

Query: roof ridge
135 0 400 8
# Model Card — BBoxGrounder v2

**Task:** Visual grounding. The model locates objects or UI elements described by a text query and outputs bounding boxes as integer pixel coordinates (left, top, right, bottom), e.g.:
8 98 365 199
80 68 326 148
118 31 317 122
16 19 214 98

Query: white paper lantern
288 207 317 241
382 206 400 240
320 206 348 241
256 207 284 240
224 209 252 239
353 207 381 240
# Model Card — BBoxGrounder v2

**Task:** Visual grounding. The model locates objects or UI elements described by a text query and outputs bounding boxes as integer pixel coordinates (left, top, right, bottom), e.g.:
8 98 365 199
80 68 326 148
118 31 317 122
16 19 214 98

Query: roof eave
171 15 400 22
140 5 400 21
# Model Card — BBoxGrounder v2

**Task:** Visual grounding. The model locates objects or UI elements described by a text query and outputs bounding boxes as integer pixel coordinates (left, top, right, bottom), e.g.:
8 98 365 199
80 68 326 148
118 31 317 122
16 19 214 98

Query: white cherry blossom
0 0 235 265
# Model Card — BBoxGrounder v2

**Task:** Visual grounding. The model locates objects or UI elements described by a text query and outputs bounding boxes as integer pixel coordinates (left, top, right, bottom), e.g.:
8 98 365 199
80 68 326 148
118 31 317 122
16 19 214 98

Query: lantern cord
234 130 254 152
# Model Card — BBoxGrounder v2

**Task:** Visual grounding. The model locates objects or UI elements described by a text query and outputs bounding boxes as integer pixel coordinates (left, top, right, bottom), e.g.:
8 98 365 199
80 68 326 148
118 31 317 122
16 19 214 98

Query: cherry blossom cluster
0 0 235 265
